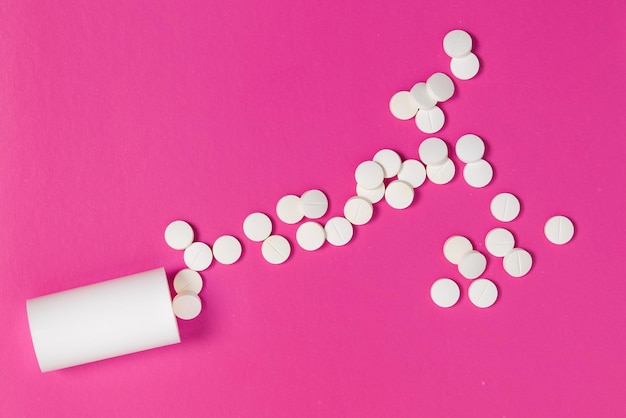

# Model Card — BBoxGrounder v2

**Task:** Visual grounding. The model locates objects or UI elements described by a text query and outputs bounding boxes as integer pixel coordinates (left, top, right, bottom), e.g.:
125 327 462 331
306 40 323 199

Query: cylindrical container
26 267 180 372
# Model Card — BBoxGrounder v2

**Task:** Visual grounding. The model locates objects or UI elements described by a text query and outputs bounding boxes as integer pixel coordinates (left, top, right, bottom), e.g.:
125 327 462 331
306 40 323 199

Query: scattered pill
355 160 384 190
409 82 437 110
300 189 329 219
418 137 448 166
443 235 473 265
173 269 203 294
324 217 354 246
430 278 461 308
276 195 304 224
426 72 455 102
172 292 202 320
458 250 487 279
468 278 498 308
261 235 291 264
544 215 575 245
384 180 415 210
485 228 515 257
389 91 419 120
503 248 533 277
455 134 485 164
373 149 402 178
343 196 374 225
426 158 456 185
356 183 385 204
164 220 194 250
490 193 521 222
296 221 326 251
463 159 493 188
212 235 242 265
443 29 473 58
450 52 480 80
183 242 213 271
415 106 445 134
243 212 273 242
397 159 426 188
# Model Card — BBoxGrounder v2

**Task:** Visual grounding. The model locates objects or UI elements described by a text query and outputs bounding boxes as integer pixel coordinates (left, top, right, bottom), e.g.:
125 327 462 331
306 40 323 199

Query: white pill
450 52 480 80
384 180 414 210
443 235 473 265
443 29 473 58
468 279 498 308
458 250 487 279
261 235 291 264
212 235 242 265
373 149 402 178
172 292 202 320
296 221 326 251
356 183 385 204
490 193 521 223
463 159 493 188
426 158 456 185
243 212 273 242
173 269 203 294
544 215 575 245
503 248 533 277
389 91 419 120
415 106 445 134
409 82 437 110
397 159 426 188
276 194 304 224
426 72 455 102
430 278 460 308
455 134 485 164
300 189 329 219
355 160 384 190
183 242 213 271
164 220 194 250
485 228 515 257
343 196 374 225
324 217 354 246
418 137 448 166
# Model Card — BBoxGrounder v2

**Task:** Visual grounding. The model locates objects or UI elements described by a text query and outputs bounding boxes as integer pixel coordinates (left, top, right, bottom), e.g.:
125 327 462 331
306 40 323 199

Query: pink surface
1 1 625 416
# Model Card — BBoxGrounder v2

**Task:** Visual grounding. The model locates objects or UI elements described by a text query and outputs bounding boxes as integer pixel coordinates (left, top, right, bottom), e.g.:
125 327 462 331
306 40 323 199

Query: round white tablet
426 158 456 185
356 183 385 204
212 235 242 265
172 292 202 320
463 159 493 188
397 159 426 188
443 235 473 265
324 217 354 246
426 72 455 102
468 279 498 308
173 269 203 295
261 235 291 264
300 189 328 219
415 106 445 134
458 250 487 279
455 134 485 164
355 160 384 190
164 220 194 250
276 195 304 224
443 29 473 58
243 212 273 242
343 196 374 225
389 91 419 120
430 278 461 308
544 215 575 245
296 221 326 251
384 180 414 210
183 242 213 271
409 82 437 110
485 228 515 257
373 149 402 178
450 52 480 80
503 248 533 277
490 193 521 223
418 137 448 166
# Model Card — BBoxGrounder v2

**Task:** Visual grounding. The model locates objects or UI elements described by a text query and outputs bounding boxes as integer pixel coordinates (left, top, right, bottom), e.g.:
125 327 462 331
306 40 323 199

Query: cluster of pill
444 29 480 81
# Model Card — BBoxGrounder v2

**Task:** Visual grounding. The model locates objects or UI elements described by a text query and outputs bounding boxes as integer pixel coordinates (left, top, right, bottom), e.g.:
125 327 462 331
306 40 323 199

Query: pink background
1 0 625 416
